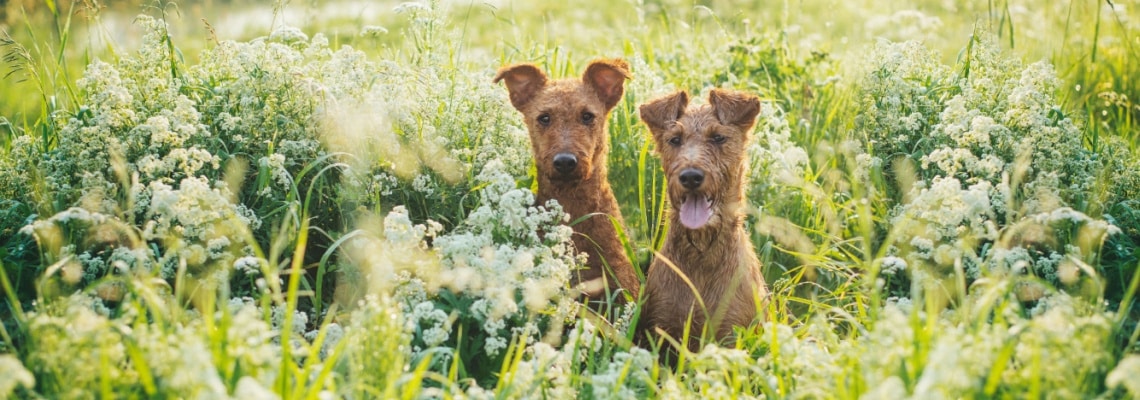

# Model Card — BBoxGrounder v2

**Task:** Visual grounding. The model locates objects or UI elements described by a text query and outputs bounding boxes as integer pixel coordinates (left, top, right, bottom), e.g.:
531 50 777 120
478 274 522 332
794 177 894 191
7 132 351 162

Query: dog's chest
655 238 760 301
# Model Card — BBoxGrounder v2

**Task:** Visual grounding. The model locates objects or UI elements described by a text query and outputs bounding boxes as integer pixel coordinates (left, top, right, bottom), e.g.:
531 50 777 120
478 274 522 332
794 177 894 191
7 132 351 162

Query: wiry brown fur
638 89 769 352
494 59 641 301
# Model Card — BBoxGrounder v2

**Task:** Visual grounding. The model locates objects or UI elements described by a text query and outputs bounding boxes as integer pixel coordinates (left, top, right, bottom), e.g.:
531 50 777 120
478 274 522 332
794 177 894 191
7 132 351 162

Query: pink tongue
679 196 713 229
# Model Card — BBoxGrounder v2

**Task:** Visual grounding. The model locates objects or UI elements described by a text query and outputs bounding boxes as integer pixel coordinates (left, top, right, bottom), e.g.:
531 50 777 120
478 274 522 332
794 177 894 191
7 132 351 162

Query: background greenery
0 0 1138 398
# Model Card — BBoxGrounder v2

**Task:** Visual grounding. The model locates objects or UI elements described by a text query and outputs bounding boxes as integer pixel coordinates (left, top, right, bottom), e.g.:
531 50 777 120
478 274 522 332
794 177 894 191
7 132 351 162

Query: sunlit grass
0 0 1138 398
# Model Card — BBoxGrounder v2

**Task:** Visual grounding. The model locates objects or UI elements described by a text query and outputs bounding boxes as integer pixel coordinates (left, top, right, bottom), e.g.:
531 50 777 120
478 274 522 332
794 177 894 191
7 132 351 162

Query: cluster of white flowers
2 15 356 299
0 354 34 398
132 326 232 397
479 342 575 399
928 58 1095 207
661 344 768 398
17 208 159 286
749 101 811 201
426 161 575 307
908 326 1003 399
20 207 111 235
854 39 1115 287
339 207 441 301
341 160 577 381
891 177 997 267
498 322 597 396
2 0 573 325
402 162 576 364
735 291 1114 400
855 40 949 158
879 256 908 276
321 50 531 201
338 294 415 397
408 300 451 347
411 174 435 196
1006 295 1115 398
16 293 282 399
257 153 292 196
20 297 137 398
144 177 259 280
221 300 282 369
271 303 310 337
589 347 656 399
32 17 224 215
1108 355 1140 397
471 319 654 399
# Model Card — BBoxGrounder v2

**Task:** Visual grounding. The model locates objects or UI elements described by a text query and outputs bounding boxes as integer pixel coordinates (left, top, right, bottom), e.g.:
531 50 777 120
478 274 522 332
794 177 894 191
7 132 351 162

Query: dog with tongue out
636 88 770 354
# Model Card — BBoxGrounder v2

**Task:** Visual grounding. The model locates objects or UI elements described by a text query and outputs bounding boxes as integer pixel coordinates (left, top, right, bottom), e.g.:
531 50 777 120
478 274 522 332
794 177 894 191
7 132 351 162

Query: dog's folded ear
583 58 631 110
494 63 548 110
709 89 761 131
639 90 689 136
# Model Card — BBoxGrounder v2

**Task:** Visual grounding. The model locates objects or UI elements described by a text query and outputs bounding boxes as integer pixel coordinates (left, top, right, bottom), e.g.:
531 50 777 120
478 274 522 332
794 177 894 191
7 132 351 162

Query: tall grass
0 0 1138 398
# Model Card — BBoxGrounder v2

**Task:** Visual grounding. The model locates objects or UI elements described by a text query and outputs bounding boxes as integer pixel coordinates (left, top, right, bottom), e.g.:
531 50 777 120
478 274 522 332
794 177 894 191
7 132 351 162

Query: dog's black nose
679 168 704 190
553 153 578 175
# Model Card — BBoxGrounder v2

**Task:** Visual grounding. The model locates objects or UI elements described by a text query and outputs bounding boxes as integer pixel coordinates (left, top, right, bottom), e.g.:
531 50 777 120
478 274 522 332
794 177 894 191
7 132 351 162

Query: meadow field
1 0 1139 398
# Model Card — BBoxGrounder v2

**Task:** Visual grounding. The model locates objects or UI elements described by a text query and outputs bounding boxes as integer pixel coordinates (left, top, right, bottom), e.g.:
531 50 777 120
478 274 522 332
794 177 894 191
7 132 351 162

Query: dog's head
494 59 630 183
640 89 760 230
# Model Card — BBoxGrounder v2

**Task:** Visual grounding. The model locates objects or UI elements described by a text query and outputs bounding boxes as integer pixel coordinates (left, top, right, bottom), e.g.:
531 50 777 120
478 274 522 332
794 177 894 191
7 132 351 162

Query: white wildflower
0 355 34 397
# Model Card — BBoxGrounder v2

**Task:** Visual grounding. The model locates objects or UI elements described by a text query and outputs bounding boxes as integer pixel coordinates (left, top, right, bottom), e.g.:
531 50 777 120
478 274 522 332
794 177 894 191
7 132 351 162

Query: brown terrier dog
637 89 769 352
494 59 641 302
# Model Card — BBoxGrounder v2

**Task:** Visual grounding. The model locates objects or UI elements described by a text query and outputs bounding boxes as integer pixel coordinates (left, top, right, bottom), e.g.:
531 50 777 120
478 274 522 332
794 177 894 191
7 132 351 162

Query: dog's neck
536 159 619 218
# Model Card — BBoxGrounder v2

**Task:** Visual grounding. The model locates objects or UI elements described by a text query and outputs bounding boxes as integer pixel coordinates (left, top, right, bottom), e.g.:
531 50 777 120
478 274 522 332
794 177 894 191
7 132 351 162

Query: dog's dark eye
580 111 595 124
668 136 682 146
537 114 552 126
711 134 727 144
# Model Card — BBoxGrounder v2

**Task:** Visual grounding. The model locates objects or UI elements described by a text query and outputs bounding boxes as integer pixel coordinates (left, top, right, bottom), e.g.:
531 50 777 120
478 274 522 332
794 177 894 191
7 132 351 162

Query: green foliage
0 0 1138 399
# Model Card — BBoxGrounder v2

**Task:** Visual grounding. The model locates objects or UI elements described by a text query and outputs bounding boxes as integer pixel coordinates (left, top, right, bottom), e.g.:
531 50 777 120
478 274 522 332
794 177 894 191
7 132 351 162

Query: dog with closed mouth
494 59 641 303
